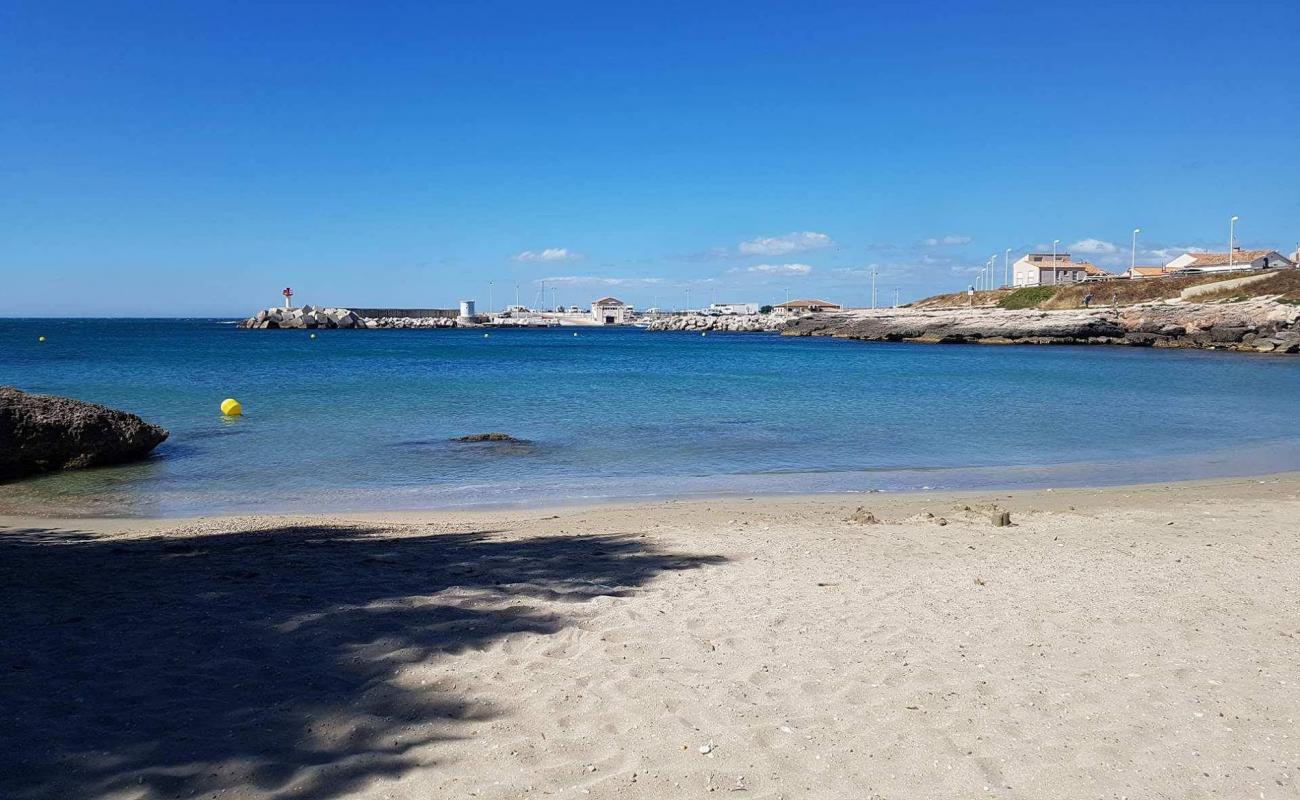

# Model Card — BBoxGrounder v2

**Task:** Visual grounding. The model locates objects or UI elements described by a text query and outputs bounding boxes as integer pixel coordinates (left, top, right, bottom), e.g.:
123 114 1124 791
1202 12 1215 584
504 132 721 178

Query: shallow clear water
3 318 1300 516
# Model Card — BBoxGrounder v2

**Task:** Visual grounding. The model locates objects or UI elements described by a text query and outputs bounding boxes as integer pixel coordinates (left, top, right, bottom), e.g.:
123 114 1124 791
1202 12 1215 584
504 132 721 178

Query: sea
3 318 1300 517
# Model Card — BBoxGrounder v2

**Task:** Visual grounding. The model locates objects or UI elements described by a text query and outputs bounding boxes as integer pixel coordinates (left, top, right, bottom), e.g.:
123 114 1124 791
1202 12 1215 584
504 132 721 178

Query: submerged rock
0 387 169 481
452 432 523 442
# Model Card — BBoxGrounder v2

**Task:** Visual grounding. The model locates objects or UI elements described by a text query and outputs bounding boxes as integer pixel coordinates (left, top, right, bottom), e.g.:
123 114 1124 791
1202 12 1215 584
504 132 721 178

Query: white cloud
514 247 579 262
1146 245 1206 261
733 263 813 276
922 235 972 246
738 231 833 256
1068 238 1120 255
539 275 662 287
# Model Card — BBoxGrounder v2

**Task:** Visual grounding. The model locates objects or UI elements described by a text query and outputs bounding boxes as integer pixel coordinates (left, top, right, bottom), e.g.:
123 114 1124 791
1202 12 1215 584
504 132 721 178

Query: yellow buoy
38 336 46 343
220 398 242 416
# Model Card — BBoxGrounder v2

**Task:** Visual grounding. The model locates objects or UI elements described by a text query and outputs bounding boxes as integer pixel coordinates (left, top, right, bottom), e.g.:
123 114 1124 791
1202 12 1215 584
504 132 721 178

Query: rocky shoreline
648 297 1300 354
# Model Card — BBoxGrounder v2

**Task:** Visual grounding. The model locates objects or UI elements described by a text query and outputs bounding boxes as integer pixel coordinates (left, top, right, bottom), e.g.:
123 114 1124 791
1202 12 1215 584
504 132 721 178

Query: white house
590 296 630 325
1012 253 1111 287
772 299 843 317
709 302 760 315
1165 249 1295 274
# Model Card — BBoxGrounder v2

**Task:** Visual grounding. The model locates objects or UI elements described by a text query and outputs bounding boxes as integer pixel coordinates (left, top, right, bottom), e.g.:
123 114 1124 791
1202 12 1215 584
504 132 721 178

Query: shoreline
6 469 1300 530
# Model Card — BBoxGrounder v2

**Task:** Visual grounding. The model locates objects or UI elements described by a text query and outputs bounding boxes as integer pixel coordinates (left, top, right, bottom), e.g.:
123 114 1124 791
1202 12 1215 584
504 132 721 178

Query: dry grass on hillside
911 270 1300 310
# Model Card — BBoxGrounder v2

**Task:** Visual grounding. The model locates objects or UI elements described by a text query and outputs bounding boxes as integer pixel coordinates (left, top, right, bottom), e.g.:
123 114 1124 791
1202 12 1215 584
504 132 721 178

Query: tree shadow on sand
0 521 725 799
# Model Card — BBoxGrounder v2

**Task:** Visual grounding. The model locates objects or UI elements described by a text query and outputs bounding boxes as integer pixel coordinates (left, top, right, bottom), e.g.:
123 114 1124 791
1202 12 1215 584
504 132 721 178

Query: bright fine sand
3 477 1299 799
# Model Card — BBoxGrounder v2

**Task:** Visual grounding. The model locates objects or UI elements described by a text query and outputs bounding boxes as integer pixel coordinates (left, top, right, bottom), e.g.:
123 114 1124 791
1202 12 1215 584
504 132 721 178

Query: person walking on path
1083 291 1094 308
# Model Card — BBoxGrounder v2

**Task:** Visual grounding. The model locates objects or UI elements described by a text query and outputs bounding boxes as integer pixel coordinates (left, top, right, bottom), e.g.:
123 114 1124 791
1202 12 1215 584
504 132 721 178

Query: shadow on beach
0 520 724 799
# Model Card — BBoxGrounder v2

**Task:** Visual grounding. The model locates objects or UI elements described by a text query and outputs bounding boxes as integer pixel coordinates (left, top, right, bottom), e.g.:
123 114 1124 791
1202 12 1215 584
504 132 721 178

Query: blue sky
3 0 1299 316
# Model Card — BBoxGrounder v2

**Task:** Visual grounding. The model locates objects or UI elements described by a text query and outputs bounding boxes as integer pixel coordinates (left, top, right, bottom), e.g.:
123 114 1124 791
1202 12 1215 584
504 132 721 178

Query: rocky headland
0 387 169 481
648 297 1300 353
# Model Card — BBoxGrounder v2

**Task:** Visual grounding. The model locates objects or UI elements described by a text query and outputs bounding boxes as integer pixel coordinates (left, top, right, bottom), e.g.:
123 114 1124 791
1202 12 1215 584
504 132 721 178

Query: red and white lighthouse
282 287 294 309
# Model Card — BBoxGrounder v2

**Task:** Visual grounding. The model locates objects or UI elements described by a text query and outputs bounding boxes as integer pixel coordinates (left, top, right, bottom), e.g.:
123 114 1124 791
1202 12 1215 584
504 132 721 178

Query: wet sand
2 475 1299 799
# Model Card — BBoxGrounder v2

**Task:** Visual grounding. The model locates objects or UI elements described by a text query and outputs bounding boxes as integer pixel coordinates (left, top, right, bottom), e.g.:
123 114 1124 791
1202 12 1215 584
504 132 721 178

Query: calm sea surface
3 318 1300 516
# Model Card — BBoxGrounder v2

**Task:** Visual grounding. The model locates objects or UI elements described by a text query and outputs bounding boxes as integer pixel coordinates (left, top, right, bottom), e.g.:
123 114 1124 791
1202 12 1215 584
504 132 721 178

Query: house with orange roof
1165 249 1295 274
772 299 844 317
1012 253 1111 287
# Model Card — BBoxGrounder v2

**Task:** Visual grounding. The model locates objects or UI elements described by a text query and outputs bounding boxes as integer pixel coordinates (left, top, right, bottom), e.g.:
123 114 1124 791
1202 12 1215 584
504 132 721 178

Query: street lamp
489 281 494 313
1229 215 1240 268
1131 228 1141 272
1004 248 1012 288
1052 239 1060 285
988 255 997 289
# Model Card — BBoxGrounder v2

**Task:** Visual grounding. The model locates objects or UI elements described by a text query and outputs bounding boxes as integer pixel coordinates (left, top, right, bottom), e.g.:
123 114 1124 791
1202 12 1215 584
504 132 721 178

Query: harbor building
591 296 630 325
710 303 760 315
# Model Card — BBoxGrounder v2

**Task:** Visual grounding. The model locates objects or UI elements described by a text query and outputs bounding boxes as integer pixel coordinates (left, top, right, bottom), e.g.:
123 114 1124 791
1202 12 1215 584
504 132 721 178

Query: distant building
1122 266 1171 279
1012 253 1111 287
710 302 760 315
591 296 630 325
1165 249 1296 273
772 299 843 317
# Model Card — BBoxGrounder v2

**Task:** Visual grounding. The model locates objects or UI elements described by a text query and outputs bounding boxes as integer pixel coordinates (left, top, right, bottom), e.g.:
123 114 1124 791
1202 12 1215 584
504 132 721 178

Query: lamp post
1004 248 1012 288
871 268 878 308
1131 228 1141 273
1229 215 1239 268
1052 239 1060 285
988 255 997 289
489 281 494 313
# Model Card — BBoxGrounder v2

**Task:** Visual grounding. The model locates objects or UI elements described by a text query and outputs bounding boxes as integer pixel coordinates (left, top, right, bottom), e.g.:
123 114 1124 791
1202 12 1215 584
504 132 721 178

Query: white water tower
459 299 476 319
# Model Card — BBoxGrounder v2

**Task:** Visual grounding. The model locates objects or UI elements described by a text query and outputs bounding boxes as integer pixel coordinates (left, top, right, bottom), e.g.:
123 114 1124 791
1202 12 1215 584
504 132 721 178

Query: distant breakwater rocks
646 314 786 333
776 298 1300 354
239 306 458 330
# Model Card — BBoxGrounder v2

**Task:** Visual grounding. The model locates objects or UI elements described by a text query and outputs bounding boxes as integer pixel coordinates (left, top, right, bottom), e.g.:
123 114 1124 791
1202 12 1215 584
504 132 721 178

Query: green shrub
998 286 1058 309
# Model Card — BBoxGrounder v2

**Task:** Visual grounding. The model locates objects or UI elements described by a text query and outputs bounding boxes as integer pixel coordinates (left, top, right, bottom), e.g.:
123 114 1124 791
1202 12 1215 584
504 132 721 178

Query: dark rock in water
452 432 523 443
0 387 169 482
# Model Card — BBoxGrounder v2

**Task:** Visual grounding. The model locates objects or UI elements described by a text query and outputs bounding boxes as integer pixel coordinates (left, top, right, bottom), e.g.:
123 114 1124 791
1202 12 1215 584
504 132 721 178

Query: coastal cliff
781 298 1300 353
648 298 1300 353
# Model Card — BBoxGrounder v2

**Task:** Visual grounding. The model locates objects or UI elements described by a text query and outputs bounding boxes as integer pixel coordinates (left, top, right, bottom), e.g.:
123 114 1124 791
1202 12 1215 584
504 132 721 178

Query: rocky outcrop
0 387 169 481
777 298 1300 354
646 314 786 332
452 433 522 442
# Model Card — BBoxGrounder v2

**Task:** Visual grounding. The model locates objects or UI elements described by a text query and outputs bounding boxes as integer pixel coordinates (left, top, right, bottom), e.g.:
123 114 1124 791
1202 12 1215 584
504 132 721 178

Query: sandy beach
3 476 1299 799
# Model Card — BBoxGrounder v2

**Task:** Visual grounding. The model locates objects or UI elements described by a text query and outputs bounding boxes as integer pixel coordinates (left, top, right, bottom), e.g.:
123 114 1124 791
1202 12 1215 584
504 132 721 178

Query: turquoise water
3 318 1300 516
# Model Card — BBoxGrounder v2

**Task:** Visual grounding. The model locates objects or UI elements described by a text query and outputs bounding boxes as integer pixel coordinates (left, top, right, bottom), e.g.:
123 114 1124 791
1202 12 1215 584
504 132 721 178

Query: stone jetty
240 306 366 329
238 306 460 329
648 297 1300 354
646 314 785 333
